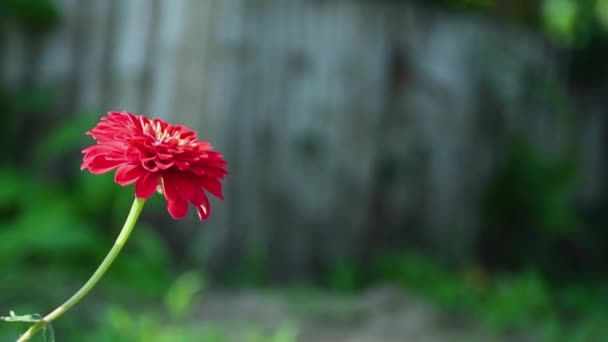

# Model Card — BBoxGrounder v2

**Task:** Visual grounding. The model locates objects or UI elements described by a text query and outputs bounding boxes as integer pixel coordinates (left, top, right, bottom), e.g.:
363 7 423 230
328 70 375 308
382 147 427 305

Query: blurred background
1 0 608 341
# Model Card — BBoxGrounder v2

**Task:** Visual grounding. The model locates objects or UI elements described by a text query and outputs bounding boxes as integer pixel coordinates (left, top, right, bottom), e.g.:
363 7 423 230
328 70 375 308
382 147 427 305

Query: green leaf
0 310 41 323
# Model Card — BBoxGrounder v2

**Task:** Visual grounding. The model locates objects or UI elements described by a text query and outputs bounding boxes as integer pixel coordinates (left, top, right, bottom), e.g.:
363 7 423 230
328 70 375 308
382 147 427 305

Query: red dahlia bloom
81 111 228 221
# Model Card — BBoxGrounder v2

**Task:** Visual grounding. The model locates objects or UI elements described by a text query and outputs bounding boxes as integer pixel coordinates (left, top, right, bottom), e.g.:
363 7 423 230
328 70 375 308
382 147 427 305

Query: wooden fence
2 0 603 278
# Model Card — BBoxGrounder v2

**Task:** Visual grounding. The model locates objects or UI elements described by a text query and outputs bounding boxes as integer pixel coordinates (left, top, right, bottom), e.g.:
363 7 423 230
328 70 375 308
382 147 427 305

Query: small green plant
479 137 580 277
370 252 481 311
481 271 553 332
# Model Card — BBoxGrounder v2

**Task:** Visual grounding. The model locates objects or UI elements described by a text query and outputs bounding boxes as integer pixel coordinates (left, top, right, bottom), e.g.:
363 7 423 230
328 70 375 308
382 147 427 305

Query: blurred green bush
479 137 581 277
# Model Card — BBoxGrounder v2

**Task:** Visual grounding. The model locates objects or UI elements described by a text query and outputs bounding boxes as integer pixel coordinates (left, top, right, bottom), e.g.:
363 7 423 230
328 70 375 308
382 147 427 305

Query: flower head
81 111 228 221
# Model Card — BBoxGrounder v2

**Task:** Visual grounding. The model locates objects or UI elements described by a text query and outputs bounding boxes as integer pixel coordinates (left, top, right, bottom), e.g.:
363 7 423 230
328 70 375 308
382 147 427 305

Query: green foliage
0 117 173 297
0 167 102 265
566 315 608 342
354 251 608 340
164 270 205 319
33 114 99 165
541 0 608 46
326 258 360 292
480 137 581 276
10 87 56 114
481 271 553 332
105 225 172 297
369 253 481 311
0 0 60 30
542 0 579 42
0 88 58 163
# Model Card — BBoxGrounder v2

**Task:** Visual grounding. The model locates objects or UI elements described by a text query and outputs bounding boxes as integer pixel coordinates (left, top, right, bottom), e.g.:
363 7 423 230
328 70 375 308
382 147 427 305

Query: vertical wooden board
35 0 76 89
243 1 278 244
77 0 112 112
202 0 246 143
1 27 27 88
146 0 186 120
198 0 301 273
578 107 606 201
260 0 323 275
193 0 247 266
230 0 265 236
423 18 479 255
171 0 216 130
275 0 326 215
320 3 389 258
106 0 156 113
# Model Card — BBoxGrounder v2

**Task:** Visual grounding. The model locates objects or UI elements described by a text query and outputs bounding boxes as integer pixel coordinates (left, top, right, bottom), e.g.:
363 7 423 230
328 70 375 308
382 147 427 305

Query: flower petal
155 159 175 170
193 190 211 221
161 176 181 201
135 172 159 199
114 164 143 186
167 199 189 219
81 143 122 157
173 175 195 200
83 155 124 174
200 177 223 199
142 159 160 172
190 187 211 221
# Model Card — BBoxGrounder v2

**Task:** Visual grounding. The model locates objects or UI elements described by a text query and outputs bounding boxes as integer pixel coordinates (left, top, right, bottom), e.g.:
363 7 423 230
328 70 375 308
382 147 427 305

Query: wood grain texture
1 0 593 277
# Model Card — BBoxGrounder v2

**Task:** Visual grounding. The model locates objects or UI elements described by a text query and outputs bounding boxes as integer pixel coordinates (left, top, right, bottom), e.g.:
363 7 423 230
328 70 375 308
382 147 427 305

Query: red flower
81 111 228 221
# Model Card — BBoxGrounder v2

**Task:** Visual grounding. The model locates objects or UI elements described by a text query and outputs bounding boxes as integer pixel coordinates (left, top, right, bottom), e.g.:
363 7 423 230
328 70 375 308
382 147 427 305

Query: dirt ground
197 286 527 342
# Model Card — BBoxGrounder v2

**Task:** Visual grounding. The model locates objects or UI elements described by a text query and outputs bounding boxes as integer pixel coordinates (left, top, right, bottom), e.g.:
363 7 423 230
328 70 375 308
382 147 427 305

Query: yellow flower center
146 121 189 146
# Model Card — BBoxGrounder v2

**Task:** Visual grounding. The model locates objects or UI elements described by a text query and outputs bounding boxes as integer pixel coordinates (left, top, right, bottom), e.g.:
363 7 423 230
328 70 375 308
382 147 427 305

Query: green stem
17 198 146 342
